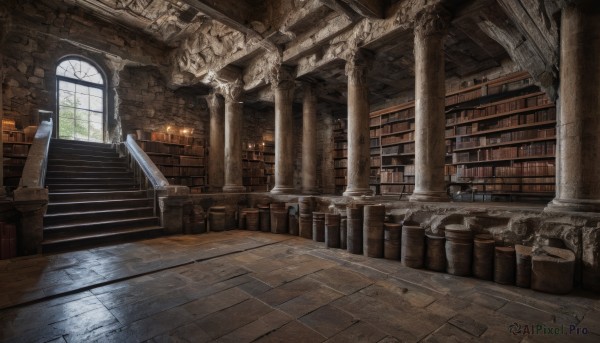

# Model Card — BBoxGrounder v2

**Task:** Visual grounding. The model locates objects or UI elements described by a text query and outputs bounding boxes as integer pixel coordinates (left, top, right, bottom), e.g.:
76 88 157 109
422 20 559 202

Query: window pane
75 109 89 121
89 111 102 124
59 118 75 140
90 96 103 112
75 84 89 96
90 122 103 142
59 80 75 92
59 90 75 106
75 120 89 140
59 106 75 119
90 87 102 97
75 92 89 109
57 59 104 84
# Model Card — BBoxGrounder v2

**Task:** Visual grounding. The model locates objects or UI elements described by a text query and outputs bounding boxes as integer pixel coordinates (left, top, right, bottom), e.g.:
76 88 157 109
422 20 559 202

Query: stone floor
0 231 599 343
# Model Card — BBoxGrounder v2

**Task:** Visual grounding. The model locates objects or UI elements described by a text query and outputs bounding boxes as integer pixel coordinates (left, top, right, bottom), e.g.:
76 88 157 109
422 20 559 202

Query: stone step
42 226 163 253
49 190 149 203
46 184 138 192
44 216 160 238
44 207 155 226
49 146 117 156
46 165 128 173
46 159 127 168
45 177 135 185
47 198 153 214
46 171 134 179
48 155 126 163
51 139 114 149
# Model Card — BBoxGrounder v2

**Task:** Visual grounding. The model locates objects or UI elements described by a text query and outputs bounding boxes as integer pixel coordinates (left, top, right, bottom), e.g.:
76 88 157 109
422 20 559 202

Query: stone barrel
473 234 495 280
325 213 341 248
299 214 312 239
494 247 516 285
401 225 425 268
515 245 532 288
346 205 364 254
363 205 386 258
425 234 446 272
531 246 575 294
445 224 473 276
312 212 325 242
384 223 402 260
258 204 270 232
208 206 226 232
245 209 259 231
270 203 287 234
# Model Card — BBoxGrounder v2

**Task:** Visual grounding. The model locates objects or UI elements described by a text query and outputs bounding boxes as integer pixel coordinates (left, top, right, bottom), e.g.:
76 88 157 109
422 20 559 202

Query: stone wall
118 66 208 141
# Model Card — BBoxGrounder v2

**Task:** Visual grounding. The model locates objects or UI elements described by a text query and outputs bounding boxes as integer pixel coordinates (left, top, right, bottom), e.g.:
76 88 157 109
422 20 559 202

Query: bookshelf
135 131 207 194
333 119 347 194
335 71 556 200
2 119 36 194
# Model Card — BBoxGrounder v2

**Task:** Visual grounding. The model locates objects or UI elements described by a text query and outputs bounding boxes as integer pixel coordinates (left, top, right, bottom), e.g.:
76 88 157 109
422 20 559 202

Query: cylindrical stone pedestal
516 245 533 288
425 234 446 272
209 206 226 232
312 212 325 242
363 205 385 258
347 205 364 254
494 247 516 285
473 235 495 281
401 225 425 268
258 205 270 232
384 223 402 260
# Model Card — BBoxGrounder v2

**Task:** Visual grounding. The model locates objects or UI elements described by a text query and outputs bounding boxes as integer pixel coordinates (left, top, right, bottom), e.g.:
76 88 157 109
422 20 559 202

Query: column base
302 188 320 195
545 198 600 213
343 187 373 197
222 185 245 193
271 186 295 194
409 191 449 202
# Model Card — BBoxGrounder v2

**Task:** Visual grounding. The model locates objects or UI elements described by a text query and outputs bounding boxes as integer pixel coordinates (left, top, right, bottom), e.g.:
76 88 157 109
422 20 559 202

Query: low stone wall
190 193 600 293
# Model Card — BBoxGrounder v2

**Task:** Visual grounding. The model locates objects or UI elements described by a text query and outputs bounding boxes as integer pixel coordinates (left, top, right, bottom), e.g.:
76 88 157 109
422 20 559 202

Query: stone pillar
343 50 372 196
302 83 318 194
270 66 296 194
207 92 225 192
409 7 451 202
547 2 600 212
221 79 245 193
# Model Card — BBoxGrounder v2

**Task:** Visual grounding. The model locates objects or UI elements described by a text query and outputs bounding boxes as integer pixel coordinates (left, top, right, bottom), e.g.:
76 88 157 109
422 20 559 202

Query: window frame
55 56 108 142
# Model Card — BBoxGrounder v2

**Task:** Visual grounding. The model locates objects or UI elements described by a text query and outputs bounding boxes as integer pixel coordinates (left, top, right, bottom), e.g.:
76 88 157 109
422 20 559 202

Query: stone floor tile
181 287 251 320
149 322 212 343
497 301 555 324
326 321 387 343
215 309 293 343
277 287 344 318
237 278 272 297
459 289 509 310
298 304 357 338
308 266 374 295
421 323 480 343
448 314 488 337
256 277 321 306
194 298 274 340
253 320 326 343
377 337 400 343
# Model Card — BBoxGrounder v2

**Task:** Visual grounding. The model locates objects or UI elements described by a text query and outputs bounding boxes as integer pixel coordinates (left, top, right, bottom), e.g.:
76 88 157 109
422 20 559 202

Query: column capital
414 5 452 38
267 55 296 91
206 90 224 111
218 78 244 102
345 48 373 85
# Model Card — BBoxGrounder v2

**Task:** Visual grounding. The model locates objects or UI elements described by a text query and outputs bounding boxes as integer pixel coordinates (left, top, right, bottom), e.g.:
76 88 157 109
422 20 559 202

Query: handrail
18 119 53 188
124 133 170 189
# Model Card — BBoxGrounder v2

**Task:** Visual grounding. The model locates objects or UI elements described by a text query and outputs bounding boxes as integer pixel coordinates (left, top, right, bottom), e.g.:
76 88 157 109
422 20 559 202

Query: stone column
270 66 295 194
221 80 245 193
207 92 225 192
547 2 600 212
302 83 318 194
409 7 451 202
343 50 372 196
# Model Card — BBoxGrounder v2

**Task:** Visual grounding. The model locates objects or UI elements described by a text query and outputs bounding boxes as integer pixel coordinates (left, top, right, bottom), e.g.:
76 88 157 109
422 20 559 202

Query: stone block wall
118 66 208 141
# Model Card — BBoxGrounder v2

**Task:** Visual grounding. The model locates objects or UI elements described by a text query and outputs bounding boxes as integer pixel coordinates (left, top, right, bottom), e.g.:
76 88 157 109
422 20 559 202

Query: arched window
56 57 105 142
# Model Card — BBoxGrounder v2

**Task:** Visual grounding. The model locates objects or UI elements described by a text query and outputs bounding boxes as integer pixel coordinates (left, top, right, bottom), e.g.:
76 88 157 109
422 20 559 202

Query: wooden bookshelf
135 131 206 194
333 119 347 194
242 141 274 192
2 120 37 194
348 71 556 199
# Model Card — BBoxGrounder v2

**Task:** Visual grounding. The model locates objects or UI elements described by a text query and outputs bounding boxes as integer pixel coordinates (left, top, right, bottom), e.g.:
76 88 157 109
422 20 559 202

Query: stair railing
18 118 53 188
122 134 189 217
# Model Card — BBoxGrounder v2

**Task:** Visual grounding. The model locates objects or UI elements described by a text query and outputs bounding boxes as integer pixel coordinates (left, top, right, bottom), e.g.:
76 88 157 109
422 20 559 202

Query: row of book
381 143 415 156
3 144 29 156
371 156 381 167
381 132 414 146
137 131 201 146
381 184 414 194
381 108 415 124
149 155 203 166
158 165 204 177
171 177 205 186
446 94 551 125
452 142 555 163
445 88 483 106
370 128 381 137
381 121 414 134
138 140 204 156
450 111 555 137
381 170 404 184
334 150 348 159
334 159 347 168
243 168 265 177
334 142 348 150
454 128 556 150
370 138 380 148
459 161 555 178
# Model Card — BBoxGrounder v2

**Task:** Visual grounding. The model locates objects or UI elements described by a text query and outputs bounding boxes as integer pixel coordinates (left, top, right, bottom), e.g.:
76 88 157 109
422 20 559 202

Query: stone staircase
42 139 163 252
